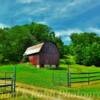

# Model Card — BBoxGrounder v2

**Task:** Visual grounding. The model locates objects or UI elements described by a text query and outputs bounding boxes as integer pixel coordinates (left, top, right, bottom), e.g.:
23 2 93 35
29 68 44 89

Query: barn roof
23 43 44 56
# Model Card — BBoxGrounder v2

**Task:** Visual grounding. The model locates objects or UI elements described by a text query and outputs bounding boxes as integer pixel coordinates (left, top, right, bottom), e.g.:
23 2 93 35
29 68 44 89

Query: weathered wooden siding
40 42 59 66
28 42 59 67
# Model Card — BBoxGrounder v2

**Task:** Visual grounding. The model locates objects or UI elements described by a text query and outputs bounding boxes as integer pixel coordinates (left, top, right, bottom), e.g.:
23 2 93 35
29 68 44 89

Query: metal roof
23 43 44 56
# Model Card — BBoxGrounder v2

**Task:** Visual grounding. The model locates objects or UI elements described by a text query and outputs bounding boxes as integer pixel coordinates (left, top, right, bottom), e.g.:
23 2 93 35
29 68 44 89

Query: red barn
23 41 59 68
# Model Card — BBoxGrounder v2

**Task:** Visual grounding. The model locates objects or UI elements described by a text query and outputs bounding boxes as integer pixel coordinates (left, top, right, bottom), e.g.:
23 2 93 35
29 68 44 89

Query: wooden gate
0 66 16 98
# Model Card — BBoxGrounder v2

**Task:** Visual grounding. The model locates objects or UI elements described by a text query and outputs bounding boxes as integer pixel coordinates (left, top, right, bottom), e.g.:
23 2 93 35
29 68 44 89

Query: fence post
88 72 90 85
5 72 7 92
67 64 71 87
13 66 16 97
52 69 54 86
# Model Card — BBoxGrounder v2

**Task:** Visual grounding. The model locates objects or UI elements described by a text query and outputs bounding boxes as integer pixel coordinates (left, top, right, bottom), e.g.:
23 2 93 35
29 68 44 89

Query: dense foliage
70 32 100 66
0 22 100 66
0 22 64 64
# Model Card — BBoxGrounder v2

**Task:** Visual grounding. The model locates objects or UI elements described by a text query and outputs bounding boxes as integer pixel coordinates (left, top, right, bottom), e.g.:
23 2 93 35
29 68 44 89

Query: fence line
0 66 16 97
67 71 100 87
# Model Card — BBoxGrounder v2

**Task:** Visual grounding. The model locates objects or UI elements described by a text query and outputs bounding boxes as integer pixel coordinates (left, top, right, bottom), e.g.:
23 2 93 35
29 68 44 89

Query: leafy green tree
70 32 100 66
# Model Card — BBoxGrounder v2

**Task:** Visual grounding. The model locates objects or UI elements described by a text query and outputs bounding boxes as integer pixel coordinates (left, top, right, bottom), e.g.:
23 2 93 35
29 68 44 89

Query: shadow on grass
48 67 67 70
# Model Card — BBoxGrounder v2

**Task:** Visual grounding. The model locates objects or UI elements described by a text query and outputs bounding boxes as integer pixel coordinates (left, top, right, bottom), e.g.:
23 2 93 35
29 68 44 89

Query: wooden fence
0 67 16 97
67 71 100 87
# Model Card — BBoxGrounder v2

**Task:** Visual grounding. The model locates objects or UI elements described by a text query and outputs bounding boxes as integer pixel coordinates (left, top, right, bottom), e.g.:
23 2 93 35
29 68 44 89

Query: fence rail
67 71 100 87
0 67 16 97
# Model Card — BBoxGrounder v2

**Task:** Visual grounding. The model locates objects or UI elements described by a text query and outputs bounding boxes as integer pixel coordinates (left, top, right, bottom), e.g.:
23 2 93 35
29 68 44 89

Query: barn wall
40 42 59 66
28 54 39 65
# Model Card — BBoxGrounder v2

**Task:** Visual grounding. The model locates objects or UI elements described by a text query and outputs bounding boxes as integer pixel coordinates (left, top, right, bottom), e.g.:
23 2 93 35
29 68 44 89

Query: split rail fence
67 71 100 87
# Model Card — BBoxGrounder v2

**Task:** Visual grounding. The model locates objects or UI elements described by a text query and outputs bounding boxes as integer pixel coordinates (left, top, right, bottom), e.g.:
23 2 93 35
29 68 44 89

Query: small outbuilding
23 41 59 68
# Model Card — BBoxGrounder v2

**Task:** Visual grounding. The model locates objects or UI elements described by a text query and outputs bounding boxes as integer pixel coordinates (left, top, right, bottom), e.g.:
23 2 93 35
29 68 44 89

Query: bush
60 59 66 64
60 55 76 65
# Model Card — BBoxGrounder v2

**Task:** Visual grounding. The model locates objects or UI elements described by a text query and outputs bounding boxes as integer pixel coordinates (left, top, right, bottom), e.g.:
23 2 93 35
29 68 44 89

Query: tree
1 26 37 63
70 32 100 66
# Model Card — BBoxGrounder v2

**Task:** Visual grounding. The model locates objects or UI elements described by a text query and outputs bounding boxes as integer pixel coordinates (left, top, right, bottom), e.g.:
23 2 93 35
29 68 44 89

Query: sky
0 0 100 44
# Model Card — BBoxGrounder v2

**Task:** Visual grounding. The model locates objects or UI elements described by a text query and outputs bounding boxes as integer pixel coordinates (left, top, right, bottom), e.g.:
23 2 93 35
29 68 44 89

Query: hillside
0 63 100 88
0 63 100 100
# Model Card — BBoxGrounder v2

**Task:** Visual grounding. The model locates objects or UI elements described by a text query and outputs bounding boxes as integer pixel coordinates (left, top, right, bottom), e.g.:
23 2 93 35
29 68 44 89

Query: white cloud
28 7 48 16
15 5 49 17
88 27 100 35
0 23 9 29
55 28 82 45
55 27 100 44
48 0 100 20
15 0 100 25
17 0 42 4
37 21 48 25
55 27 100 37
55 29 82 37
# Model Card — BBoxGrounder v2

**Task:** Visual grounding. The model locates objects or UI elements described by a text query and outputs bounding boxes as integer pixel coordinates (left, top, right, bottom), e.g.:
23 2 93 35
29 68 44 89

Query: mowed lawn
0 63 68 88
0 63 100 87
0 63 100 99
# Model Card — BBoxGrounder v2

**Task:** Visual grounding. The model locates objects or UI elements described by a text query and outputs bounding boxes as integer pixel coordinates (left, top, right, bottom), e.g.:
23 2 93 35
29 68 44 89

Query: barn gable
23 43 44 56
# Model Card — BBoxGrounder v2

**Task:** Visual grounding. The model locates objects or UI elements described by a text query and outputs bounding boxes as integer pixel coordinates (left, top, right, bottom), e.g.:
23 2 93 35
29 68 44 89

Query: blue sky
0 0 100 44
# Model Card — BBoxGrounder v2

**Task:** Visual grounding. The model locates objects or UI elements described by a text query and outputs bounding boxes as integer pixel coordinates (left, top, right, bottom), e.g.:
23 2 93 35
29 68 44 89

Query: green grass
0 63 100 88
0 63 100 99
0 93 40 100
11 95 39 100
0 63 67 88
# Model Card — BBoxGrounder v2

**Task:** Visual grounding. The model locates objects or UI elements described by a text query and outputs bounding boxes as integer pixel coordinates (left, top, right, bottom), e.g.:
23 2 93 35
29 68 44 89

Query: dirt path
16 83 92 100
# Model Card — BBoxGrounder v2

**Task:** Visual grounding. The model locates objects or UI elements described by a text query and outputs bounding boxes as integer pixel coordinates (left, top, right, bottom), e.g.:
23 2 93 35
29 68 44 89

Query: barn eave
23 43 44 56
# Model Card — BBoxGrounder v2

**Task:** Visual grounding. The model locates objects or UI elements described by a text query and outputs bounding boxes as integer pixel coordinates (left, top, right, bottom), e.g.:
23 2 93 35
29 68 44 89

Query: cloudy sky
0 0 100 44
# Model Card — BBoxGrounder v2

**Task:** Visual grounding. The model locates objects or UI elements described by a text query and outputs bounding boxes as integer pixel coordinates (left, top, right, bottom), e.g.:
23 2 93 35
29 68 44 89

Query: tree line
0 22 100 66
0 22 63 64
64 32 100 66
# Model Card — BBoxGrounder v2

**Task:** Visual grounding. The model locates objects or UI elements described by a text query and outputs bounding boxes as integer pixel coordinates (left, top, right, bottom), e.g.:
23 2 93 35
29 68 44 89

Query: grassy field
0 93 40 100
0 63 100 99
